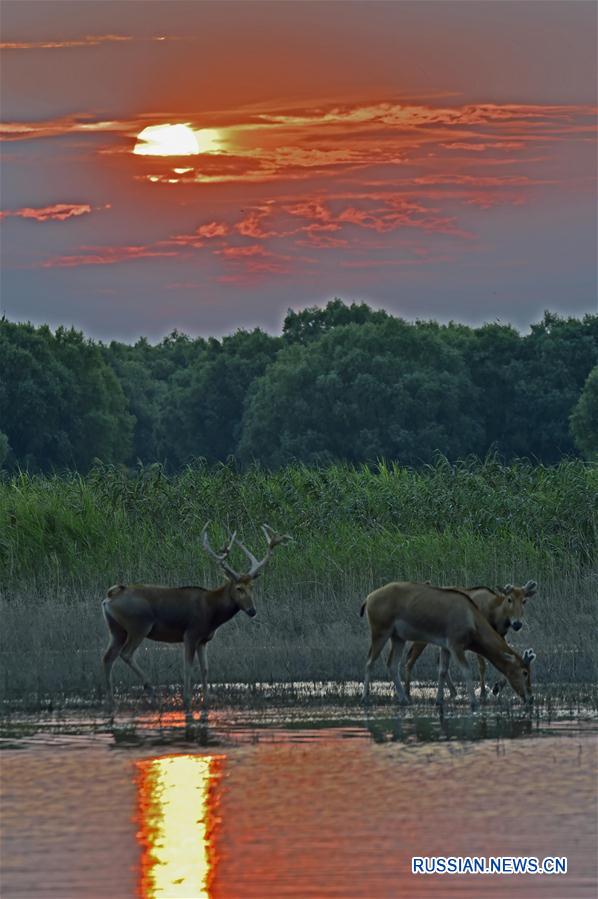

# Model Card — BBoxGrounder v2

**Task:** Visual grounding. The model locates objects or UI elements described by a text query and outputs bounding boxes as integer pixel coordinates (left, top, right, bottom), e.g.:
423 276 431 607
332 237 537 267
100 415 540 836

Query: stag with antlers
101 523 291 710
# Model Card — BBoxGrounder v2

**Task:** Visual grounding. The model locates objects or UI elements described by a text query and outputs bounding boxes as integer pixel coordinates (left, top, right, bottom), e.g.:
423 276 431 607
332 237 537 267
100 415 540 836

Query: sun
133 124 221 156
134 124 199 156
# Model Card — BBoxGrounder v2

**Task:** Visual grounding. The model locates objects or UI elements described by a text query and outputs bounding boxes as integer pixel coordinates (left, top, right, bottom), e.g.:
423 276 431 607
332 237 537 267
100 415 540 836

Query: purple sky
1 0 596 341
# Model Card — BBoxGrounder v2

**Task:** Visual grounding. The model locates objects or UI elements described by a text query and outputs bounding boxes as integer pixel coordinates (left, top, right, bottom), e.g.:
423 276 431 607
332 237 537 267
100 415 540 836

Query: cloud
0 34 132 50
0 203 106 222
0 116 137 142
235 207 278 238
196 221 229 238
412 174 542 186
0 34 182 50
20 92 592 280
41 245 177 267
297 232 349 249
217 244 271 259
441 141 526 152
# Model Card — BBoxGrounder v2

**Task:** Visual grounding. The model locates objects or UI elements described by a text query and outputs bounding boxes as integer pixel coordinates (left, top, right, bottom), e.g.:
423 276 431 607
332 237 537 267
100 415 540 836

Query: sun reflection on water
136 754 223 898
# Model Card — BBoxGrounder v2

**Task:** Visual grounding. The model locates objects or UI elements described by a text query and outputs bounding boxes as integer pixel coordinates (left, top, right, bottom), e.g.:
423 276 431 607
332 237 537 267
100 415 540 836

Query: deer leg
102 606 127 710
102 630 126 709
403 641 427 698
450 644 478 712
435 648 451 707
197 643 209 706
363 630 391 702
444 664 458 698
388 634 410 705
478 655 487 701
183 633 197 710
120 628 154 697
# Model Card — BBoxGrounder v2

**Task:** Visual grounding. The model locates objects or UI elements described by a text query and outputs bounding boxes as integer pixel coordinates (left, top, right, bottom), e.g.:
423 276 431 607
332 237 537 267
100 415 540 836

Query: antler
202 522 240 581
234 522 293 579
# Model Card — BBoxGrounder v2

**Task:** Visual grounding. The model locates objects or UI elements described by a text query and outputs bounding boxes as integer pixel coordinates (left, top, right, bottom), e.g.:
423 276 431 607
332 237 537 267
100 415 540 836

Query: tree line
1 300 596 472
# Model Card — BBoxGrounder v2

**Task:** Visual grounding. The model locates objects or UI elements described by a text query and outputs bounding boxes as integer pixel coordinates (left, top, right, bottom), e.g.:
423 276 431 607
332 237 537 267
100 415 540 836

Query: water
1 698 597 898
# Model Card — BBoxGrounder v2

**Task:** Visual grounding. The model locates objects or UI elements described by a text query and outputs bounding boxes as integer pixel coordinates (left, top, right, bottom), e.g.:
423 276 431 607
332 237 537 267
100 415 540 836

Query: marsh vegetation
1 458 595 704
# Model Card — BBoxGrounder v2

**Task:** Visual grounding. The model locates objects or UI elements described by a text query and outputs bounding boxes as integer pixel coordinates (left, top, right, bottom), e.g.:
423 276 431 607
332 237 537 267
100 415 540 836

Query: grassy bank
1 458 596 702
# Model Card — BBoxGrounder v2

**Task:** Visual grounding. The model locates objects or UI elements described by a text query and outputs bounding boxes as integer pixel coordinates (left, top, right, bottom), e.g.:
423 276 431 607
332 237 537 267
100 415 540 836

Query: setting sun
134 124 199 156
133 124 221 156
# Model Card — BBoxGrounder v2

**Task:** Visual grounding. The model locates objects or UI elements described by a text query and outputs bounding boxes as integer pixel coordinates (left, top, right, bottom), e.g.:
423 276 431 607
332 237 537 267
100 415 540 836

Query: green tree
0 430 9 468
0 320 133 471
158 328 281 466
51 327 134 470
105 331 206 464
570 366 598 460
508 313 598 461
283 298 389 344
239 318 483 467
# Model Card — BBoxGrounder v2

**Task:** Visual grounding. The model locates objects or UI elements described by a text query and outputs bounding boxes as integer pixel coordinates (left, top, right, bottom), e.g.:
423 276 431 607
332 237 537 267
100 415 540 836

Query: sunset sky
1 0 596 341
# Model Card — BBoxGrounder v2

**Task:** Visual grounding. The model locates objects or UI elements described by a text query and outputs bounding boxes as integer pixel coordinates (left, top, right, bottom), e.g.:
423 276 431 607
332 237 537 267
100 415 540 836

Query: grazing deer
101 523 291 710
403 581 537 699
360 581 536 711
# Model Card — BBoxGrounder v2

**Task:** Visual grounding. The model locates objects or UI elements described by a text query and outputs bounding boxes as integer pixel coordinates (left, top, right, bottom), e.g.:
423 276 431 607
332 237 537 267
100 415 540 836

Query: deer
403 581 537 700
101 522 292 711
360 581 536 711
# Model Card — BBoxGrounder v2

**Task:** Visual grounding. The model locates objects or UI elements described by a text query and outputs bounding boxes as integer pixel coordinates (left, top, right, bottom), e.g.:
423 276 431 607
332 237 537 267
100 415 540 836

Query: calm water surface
1 701 597 898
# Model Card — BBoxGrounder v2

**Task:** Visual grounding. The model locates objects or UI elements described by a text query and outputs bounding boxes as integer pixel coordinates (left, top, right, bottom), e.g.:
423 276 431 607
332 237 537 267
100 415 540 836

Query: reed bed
1 458 596 703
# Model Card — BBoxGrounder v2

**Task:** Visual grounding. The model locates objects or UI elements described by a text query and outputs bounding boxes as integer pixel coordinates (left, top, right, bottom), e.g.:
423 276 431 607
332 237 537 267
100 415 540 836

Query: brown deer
403 581 537 699
102 523 291 710
360 581 535 711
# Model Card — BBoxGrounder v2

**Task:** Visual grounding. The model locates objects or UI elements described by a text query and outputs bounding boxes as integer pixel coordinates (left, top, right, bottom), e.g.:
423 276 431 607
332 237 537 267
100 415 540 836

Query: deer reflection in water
136 753 223 899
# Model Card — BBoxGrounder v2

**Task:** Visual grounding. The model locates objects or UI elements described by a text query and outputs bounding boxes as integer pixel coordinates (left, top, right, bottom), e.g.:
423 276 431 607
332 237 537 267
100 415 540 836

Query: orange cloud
412 174 542 187
0 34 132 50
41 245 177 267
0 116 137 142
441 141 526 151
196 221 229 238
235 207 278 239
0 203 103 222
0 34 182 50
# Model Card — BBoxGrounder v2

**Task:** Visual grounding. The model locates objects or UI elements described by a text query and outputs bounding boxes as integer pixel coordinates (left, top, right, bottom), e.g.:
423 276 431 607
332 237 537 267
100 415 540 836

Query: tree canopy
571 365 598 461
1 303 596 471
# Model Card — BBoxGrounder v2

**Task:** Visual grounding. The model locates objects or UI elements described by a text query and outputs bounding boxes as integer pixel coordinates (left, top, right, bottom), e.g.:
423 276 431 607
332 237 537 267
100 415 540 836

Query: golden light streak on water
136 754 223 899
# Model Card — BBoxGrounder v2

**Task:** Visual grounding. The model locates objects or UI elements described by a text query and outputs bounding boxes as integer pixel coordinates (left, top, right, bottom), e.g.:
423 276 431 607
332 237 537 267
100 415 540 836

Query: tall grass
1 458 596 701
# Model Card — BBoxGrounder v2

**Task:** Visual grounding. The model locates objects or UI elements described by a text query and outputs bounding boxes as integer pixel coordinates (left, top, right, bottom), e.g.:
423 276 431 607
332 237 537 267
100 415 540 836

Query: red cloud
235 207 277 238
284 200 331 221
217 244 270 259
0 203 98 222
196 221 228 238
297 233 349 249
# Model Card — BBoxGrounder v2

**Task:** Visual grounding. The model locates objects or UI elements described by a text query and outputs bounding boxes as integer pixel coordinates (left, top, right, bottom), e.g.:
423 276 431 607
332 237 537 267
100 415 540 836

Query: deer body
105 582 248 643
403 581 537 699
102 524 290 710
361 581 535 711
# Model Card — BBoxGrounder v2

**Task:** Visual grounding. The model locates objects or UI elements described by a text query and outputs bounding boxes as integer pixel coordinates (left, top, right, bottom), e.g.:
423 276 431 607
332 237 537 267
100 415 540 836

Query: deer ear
502 584 514 595
522 648 536 667
502 651 516 663
523 580 537 597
